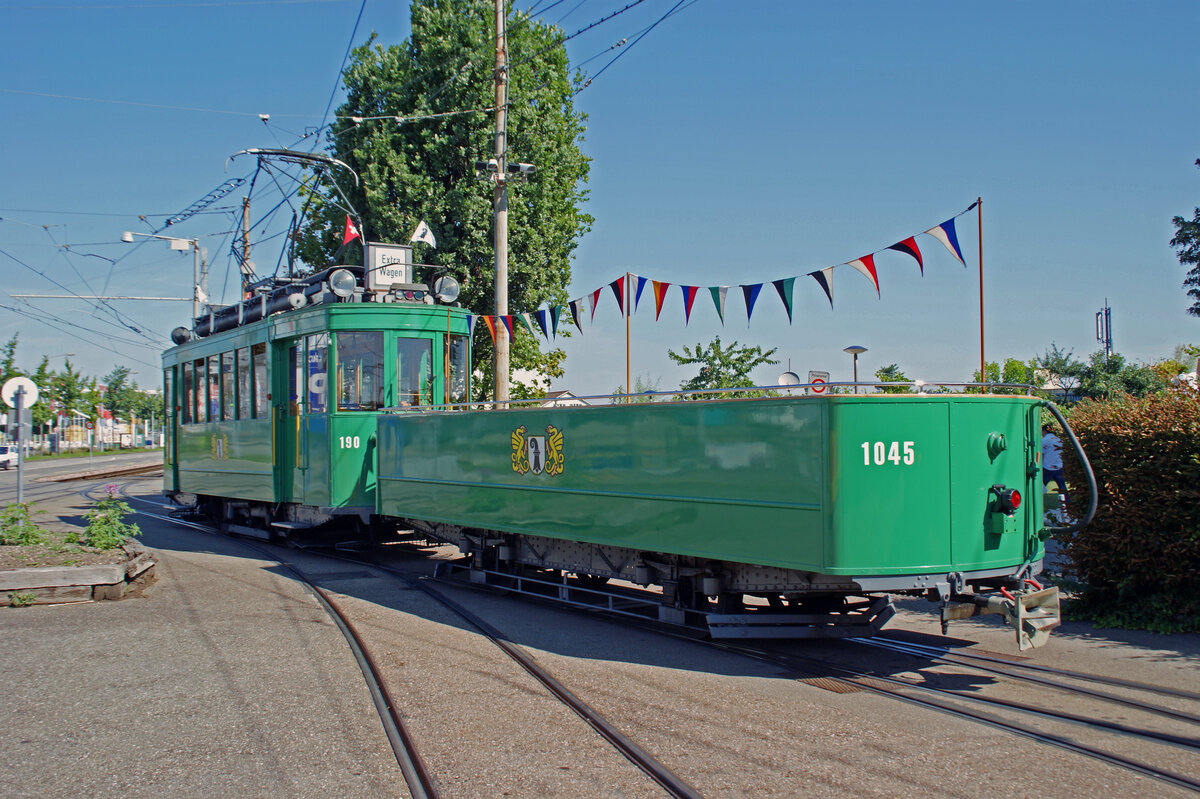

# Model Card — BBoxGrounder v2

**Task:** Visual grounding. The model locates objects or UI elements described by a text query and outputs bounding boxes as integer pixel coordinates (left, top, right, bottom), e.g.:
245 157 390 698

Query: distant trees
873 363 910 394
1170 157 1200 317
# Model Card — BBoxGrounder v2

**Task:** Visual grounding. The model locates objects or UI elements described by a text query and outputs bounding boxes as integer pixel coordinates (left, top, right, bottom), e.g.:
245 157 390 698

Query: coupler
941 584 1061 650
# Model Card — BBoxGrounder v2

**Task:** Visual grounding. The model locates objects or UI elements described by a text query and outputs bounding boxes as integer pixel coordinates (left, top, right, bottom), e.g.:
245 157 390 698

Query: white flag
410 220 437 248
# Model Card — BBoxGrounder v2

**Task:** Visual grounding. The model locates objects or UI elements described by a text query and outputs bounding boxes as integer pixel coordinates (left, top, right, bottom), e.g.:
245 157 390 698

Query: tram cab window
236 348 250 420
251 343 268 418
396 337 433 406
307 333 329 414
221 352 235 421
207 355 220 421
181 362 193 424
194 358 208 423
447 334 468 404
337 332 383 411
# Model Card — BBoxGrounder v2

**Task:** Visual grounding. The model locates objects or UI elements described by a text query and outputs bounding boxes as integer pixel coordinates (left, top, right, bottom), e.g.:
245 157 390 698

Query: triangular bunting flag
483 316 497 343
466 314 476 337
534 309 549 339
709 286 728 325
633 275 648 311
846 254 880 297
590 287 604 321
742 283 762 324
680 285 700 325
652 280 671 320
516 313 536 337
550 305 562 338
772 277 795 323
500 316 515 339
925 218 966 265
809 268 834 308
568 299 585 333
609 277 626 316
887 236 924 274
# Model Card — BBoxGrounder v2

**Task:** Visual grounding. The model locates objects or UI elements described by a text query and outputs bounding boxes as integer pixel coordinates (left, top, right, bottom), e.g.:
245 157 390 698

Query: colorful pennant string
633 275 648 311
925 218 965 265
709 286 728 325
609 277 625 315
810 268 834 308
846 254 880 297
772 277 795 323
652 280 671 320
681 285 700 324
887 236 923 274
742 283 762 324
590 287 604 321
483 316 497 343
534 309 549 339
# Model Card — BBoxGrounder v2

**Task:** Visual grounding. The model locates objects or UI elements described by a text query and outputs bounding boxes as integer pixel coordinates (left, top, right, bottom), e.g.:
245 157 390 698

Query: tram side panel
377 399 829 571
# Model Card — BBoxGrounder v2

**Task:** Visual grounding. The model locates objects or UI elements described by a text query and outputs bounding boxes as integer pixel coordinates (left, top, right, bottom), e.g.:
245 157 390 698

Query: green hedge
1059 388 1200 632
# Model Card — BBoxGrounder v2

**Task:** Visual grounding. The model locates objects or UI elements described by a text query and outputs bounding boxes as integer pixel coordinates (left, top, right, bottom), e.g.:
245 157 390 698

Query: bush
0 502 46 546
1059 387 1200 632
82 485 141 550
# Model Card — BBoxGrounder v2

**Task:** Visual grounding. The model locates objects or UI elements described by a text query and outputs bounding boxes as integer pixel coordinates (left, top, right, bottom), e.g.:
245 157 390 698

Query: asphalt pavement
0 476 405 799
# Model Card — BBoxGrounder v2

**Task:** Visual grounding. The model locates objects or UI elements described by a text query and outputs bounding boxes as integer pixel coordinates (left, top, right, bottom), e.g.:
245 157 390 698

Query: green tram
162 266 1090 648
162 267 471 534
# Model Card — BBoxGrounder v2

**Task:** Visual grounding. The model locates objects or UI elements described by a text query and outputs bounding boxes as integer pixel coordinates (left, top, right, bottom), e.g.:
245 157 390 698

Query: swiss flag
343 215 361 245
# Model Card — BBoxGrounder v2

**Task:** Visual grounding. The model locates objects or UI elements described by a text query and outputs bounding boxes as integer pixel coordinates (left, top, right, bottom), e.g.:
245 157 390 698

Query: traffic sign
808 370 830 394
2 376 39 408
85 421 94 430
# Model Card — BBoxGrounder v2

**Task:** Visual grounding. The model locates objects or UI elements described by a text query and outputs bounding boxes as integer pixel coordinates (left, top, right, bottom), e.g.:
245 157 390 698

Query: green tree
30 357 54 434
297 0 592 399
668 337 779 398
1170 158 1200 317
52 360 90 420
0 334 21 388
612 373 663 402
101 366 135 423
1077 352 1167 399
874 363 909 394
1035 343 1084 398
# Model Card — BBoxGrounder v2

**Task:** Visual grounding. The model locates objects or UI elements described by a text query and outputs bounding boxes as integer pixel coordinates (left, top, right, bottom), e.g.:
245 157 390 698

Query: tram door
274 340 305 502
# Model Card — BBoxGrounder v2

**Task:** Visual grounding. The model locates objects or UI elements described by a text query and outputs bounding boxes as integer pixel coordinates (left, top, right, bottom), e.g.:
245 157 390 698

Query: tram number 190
339 435 362 450
861 441 915 466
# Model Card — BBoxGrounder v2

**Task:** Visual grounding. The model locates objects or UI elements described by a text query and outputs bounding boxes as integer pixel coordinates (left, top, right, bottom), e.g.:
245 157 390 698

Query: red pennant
483 316 497 343
652 280 671 320
846 254 880 296
590 287 604 321
343 215 361 245
501 316 514 339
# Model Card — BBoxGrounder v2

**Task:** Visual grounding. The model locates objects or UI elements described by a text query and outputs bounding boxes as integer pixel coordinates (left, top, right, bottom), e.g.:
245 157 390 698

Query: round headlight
432 275 460 304
328 268 357 298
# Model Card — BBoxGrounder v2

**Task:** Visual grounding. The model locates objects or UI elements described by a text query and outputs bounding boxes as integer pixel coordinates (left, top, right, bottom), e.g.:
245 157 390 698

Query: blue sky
1 0 1197 394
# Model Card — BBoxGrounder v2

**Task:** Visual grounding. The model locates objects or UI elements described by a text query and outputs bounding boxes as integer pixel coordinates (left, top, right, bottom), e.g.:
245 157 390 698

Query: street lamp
121 231 206 321
843 345 868 394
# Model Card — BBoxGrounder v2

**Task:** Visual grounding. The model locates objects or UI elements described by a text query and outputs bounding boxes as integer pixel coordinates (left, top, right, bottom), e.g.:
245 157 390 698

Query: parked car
0 444 15 470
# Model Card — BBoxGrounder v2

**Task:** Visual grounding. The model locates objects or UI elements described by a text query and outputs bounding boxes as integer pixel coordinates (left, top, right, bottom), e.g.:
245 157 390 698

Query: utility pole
242 196 252 294
493 0 510 403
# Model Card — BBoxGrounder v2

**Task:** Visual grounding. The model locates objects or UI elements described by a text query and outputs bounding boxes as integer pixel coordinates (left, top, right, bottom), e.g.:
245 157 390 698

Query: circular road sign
2 376 39 408
84 421 94 430
810 378 827 394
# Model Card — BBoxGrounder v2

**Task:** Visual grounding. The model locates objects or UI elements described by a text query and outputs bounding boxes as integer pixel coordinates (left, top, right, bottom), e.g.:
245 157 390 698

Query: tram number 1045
861 441 915 466
339 435 362 449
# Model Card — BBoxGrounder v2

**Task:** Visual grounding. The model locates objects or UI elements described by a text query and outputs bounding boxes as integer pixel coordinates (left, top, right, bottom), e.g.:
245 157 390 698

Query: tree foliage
1170 157 1200 317
668 337 779 398
1076 352 1168 399
873 363 909 394
1035 343 1084 397
297 0 592 398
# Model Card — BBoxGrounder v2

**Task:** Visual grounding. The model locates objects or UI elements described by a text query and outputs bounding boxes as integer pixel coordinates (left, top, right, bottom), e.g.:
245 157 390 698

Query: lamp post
121 231 205 321
843 345 868 394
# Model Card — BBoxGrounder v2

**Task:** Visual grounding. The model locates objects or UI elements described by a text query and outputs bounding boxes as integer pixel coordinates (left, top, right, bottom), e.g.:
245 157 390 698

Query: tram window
164 368 174 419
236 348 251 420
221 352 235 421
447 334 468 404
307 333 329 414
207 355 221 422
194 358 207 423
287 343 301 415
251 343 267 418
337 332 383 411
181 362 193 425
396 337 433 406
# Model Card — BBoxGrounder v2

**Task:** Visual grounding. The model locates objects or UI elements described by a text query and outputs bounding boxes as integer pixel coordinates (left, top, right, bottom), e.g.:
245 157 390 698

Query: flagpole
625 272 631 403
977 196 985 385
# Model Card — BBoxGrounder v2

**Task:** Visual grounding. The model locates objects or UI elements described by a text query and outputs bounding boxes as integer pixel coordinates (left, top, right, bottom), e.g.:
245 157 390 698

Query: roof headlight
328 268 357 298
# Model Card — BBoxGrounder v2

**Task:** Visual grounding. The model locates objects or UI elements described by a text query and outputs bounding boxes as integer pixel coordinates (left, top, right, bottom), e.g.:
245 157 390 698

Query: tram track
705 639 1200 794
117 481 702 799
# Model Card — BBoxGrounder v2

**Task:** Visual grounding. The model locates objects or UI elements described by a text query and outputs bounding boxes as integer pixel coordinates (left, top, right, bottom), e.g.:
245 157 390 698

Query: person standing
1041 425 1068 506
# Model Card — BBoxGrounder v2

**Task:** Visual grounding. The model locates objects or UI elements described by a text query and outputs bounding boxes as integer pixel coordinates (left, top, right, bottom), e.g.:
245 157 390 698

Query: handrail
380 381 1043 414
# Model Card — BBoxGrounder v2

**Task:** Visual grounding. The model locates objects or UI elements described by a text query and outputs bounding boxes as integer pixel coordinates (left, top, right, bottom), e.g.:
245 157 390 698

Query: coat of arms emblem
511 424 563 476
